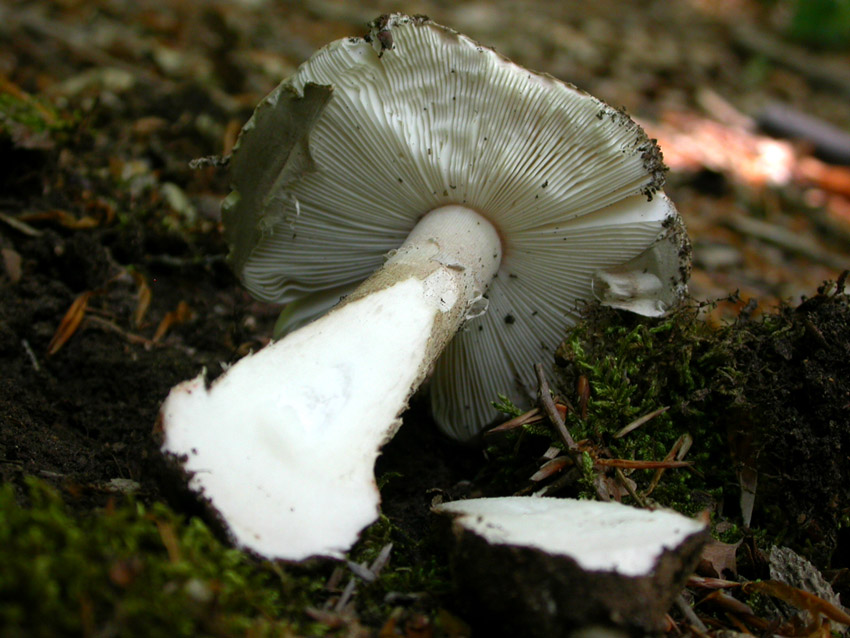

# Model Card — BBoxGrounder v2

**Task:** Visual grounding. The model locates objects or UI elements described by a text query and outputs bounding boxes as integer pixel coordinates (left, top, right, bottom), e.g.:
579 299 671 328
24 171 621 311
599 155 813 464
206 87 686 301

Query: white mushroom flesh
161 205 500 560
435 496 707 576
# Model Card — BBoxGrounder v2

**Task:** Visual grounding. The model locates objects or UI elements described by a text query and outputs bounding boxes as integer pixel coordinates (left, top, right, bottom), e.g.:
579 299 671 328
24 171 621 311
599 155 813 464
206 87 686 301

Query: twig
758 102 850 165
0 211 42 237
615 468 648 509
335 543 393 611
534 363 578 452
675 593 709 633
21 339 40 371
84 315 154 348
534 364 614 500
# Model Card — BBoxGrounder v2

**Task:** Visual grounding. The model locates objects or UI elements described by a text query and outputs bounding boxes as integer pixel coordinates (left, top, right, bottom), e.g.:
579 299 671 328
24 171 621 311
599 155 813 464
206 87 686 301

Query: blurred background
0 0 850 320
3 0 849 320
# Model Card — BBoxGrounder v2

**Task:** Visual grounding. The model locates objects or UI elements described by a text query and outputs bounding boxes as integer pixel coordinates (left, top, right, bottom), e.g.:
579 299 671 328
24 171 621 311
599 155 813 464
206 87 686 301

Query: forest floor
1 1 849 636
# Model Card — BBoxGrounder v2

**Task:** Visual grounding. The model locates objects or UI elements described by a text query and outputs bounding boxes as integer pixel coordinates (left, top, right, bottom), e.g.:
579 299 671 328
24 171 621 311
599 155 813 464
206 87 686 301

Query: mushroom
159 14 690 561
433 497 708 635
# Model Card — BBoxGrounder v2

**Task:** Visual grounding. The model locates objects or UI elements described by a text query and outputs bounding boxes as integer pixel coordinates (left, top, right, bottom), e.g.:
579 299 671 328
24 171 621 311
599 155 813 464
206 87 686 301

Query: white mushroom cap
224 14 690 441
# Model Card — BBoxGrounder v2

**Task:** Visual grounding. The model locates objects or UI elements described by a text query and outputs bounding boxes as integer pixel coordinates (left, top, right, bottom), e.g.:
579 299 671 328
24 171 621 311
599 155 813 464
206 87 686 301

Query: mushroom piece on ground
158 14 691 561
433 497 708 636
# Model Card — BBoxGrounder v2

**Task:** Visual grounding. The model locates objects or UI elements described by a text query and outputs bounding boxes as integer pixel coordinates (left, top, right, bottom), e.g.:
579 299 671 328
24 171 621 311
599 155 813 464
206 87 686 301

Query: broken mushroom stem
159 204 502 560
340 204 502 347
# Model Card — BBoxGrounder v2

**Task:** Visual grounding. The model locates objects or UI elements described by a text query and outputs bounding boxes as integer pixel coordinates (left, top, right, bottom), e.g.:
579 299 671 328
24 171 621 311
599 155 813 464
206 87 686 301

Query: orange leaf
577 375 589 420
20 209 100 230
130 271 152 327
47 291 93 355
743 581 850 626
530 456 571 482
153 301 192 342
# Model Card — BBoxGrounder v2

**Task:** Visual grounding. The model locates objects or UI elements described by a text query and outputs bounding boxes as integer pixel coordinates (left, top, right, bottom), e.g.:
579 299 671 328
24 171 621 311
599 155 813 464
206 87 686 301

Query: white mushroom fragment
433 497 708 635
159 14 690 561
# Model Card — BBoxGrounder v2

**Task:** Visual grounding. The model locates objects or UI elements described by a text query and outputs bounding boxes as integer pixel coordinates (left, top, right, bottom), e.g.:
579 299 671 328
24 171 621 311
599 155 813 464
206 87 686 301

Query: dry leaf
702 590 753 616
153 301 192 342
2 248 22 283
47 291 93 355
688 575 741 589
596 472 636 503
130 271 152 327
530 456 570 482
20 209 100 230
485 404 567 436
576 375 589 420
614 406 669 438
485 407 542 435
698 539 741 578
742 581 850 626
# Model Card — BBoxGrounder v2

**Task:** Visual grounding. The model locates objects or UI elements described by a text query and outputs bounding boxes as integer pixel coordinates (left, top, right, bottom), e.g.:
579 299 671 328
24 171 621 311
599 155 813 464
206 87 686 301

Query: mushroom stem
159 204 501 560
343 204 502 347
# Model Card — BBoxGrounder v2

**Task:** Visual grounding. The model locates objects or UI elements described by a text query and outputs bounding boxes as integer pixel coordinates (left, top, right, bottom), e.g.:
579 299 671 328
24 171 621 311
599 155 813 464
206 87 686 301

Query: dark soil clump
550 279 850 575
733 279 850 568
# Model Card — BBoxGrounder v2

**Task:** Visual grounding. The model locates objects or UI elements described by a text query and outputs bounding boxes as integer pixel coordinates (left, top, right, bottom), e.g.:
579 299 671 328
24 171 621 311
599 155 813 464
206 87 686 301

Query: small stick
335 543 393 611
534 363 612 499
615 468 648 509
21 339 40 371
534 363 578 452
675 594 708 633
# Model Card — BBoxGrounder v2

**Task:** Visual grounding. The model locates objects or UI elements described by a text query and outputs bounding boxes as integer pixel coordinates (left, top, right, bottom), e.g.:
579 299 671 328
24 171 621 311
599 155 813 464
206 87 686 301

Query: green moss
0 89 77 139
543 301 740 512
0 478 332 638
486 280 850 568
491 394 524 418
787 0 850 50
347 514 451 626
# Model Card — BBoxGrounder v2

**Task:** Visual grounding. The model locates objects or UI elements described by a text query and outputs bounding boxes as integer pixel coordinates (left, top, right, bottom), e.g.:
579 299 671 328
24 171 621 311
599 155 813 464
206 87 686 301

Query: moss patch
0 478 334 638
494 278 850 572
487 280 850 568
